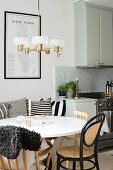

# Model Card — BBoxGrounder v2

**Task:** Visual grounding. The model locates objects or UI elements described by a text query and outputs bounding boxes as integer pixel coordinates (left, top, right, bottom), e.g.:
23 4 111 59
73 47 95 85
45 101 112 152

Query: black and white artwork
4 11 41 79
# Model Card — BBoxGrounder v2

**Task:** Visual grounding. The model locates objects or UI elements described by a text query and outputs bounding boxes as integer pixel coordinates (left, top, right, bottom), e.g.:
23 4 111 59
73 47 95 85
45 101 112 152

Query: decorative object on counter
106 81 113 98
75 78 80 99
57 83 67 97
57 81 76 98
66 81 76 98
106 81 113 93
105 92 113 99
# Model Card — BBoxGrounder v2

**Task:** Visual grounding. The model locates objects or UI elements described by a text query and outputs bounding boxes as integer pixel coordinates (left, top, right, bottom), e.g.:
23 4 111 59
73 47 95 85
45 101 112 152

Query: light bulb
49 39 64 47
13 37 28 46
32 36 48 46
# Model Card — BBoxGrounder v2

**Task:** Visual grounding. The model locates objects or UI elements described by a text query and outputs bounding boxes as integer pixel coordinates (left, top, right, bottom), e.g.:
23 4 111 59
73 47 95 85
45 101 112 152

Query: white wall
0 0 75 101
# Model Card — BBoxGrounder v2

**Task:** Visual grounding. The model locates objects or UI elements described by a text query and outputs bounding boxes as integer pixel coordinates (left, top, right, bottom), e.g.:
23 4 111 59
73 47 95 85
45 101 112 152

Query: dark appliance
97 98 113 150
80 92 113 150
106 81 113 94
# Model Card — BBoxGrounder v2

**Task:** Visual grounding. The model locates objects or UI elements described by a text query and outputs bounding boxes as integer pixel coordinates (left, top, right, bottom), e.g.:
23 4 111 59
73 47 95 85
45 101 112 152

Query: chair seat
57 146 94 159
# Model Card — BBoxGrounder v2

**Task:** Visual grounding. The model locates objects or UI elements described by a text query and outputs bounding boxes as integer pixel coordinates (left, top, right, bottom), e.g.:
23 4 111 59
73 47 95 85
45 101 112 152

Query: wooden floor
98 149 113 170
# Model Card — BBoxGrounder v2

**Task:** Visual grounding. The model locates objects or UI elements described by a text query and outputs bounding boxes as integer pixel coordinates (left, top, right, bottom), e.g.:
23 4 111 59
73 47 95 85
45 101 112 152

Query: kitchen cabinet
65 98 96 118
75 1 113 66
100 9 113 65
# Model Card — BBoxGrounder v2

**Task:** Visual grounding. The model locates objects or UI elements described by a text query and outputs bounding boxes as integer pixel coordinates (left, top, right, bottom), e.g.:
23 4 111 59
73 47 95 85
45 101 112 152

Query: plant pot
59 91 66 96
66 91 74 98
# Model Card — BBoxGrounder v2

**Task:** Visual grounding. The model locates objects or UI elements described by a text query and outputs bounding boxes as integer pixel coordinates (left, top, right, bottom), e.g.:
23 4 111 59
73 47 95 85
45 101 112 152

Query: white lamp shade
43 41 51 48
23 40 34 48
13 37 29 46
49 39 64 47
32 36 48 46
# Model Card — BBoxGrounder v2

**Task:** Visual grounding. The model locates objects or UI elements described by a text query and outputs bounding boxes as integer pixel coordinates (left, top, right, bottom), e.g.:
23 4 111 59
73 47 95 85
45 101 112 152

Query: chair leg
45 153 51 170
80 160 84 170
73 161 76 170
57 156 61 170
52 137 64 170
52 156 57 170
0 157 5 170
95 153 100 170
66 160 70 168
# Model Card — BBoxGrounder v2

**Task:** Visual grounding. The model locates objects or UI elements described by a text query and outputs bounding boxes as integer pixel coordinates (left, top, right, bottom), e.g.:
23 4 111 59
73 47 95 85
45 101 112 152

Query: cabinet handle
99 62 100 65
102 63 104 65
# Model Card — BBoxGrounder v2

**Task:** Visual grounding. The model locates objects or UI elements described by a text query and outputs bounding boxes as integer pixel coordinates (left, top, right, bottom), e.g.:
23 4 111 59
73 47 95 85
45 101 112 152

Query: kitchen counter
79 92 105 99
63 97 97 118
57 97 97 102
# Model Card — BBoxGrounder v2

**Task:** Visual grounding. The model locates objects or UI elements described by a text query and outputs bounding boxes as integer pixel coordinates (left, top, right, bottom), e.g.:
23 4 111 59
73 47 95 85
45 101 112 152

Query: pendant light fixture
13 0 64 56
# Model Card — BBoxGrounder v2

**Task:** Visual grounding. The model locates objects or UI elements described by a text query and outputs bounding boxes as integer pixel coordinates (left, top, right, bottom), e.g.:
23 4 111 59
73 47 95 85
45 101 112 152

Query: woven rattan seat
57 146 94 159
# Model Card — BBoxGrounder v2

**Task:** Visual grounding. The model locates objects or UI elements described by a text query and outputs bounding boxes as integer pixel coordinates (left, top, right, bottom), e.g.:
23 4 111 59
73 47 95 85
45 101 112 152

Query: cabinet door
87 6 100 65
65 100 76 117
100 9 113 65
75 101 96 118
66 100 96 118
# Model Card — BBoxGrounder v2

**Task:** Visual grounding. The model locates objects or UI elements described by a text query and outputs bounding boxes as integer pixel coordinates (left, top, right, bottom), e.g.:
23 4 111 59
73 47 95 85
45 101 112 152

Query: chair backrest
0 149 40 170
74 111 89 121
0 140 53 170
80 113 105 149
0 125 42 170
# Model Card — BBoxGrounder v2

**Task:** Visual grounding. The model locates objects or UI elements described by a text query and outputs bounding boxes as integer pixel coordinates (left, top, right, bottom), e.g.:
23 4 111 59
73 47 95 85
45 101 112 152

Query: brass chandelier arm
24 48 36 54
17 44 61 55
18 45 24 51
41 48 50 54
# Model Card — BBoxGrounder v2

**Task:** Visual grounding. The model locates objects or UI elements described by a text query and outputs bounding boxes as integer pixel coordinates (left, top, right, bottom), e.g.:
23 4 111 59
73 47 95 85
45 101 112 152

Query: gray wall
55 66 113 95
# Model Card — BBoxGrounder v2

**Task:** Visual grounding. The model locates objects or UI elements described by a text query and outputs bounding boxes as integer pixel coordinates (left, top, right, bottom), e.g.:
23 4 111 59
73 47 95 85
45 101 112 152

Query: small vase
66 91 73 98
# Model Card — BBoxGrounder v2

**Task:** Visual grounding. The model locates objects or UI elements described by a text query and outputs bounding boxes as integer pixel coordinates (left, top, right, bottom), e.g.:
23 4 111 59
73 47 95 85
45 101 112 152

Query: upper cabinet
75 1 113 67
100 9 113 65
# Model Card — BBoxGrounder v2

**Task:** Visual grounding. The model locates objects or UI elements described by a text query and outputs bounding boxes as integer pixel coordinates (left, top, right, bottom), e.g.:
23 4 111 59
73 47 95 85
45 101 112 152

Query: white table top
0 116 86 138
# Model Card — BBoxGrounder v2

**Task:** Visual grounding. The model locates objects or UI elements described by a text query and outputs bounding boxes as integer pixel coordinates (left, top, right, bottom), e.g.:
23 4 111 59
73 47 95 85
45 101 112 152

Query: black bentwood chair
56 113 105 170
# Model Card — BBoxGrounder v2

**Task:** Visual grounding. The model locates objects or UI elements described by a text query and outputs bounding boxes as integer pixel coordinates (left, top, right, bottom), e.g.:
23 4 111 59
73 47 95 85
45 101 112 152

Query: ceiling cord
38 0 39 10
37 0 40 15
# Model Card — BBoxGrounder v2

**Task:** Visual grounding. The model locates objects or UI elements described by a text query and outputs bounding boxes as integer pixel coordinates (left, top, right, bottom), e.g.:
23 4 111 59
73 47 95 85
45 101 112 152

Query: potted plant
66 81 76 98
57 83 67 96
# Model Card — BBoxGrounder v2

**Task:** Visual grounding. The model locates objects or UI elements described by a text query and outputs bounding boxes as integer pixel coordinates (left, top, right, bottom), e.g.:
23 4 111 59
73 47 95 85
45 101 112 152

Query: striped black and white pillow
26 98 52 116
26 98 42 114
0 104 9 119
51 100 66 116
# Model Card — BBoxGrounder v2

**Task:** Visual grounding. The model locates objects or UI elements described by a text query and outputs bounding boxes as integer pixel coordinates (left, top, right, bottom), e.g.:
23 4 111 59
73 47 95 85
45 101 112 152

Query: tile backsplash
55 66 113 96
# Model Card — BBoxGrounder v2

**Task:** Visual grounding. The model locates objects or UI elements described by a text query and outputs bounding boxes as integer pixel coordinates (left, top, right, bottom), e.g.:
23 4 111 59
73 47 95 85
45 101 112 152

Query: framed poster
4 11 41 79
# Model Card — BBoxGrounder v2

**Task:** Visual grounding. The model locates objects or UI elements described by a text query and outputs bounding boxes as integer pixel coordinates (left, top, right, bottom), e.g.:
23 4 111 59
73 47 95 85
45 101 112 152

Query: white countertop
57 97 97 102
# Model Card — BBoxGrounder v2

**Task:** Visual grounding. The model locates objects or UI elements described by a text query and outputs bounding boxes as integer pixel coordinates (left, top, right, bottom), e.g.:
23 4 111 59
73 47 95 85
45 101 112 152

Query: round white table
0 116 86 138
